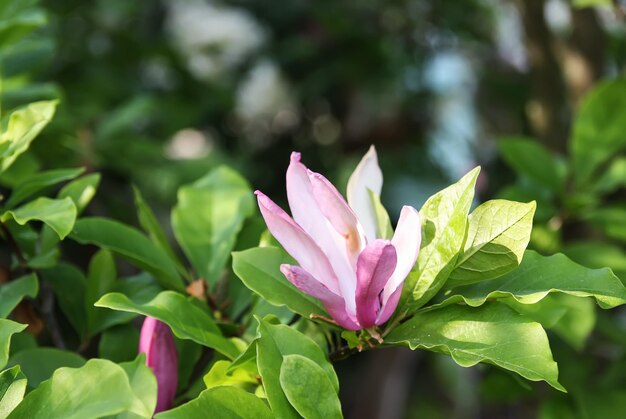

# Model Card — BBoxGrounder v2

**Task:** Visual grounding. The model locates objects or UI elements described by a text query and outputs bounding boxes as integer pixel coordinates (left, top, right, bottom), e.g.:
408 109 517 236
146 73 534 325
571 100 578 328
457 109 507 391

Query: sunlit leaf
154 386 271 419
385 303 564 391
1 197 77 239
447 200 535 286
0 101 56 173
440 251 626 309
7 359 137 419
400 167 479 313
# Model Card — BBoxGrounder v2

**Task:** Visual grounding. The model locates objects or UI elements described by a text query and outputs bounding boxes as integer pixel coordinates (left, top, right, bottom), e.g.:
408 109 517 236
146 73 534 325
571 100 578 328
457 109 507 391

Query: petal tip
290 151 302 162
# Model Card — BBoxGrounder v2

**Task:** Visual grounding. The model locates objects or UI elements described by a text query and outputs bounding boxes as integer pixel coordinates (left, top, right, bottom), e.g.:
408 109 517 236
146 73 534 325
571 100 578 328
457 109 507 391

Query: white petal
381 206 421 304
347 146 383 242
286 152 358 315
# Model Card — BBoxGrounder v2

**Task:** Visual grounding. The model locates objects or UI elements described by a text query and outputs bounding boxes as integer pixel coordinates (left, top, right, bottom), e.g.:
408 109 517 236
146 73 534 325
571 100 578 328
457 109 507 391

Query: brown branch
516 0 569 153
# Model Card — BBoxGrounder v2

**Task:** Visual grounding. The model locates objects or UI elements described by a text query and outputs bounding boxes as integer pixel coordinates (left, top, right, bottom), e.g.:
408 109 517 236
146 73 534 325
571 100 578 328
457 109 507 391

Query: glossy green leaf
155 386 271 419
70 217 185 291
571 78 626 185
279 355 342 419
0 320 26 370
116 354 157 419
0 101 57 174
172 166 253 285
400 167 479 313
498 138 565 193
0 273 37 318
440 251 626 309
447 200 535 286
0 366 27 418
133 187 186 277
256 319 338 419
385 303 564 391
368 189 393 239
233 247 326 319
5 167 84 208
7 348 85 389
95 291 238 359
58 173 100 214
1 197 77 239
7 359 137 419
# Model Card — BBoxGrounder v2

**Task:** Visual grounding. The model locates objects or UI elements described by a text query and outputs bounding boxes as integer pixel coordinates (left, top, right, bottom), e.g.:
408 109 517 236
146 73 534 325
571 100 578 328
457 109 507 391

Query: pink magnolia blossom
255 147 421 330
139 317 178 413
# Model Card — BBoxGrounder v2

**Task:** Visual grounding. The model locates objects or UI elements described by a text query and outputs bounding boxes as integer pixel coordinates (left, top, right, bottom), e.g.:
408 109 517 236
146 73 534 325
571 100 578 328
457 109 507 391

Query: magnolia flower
139 317 178 413
255 147 421 330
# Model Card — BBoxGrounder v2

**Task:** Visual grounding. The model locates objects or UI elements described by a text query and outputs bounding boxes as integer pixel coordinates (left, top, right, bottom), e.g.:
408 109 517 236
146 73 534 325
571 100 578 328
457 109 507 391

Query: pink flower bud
139 317 178 413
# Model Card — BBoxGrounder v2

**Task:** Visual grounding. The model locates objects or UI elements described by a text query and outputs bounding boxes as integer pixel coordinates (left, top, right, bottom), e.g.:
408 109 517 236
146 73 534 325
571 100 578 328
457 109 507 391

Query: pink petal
375 285 403 325
355 240 397 328
281 264 360 330
380 206 422 309
139 317 178 413
286 152 357 313
255 191 340 294
308 170 366 260
347 146 383 242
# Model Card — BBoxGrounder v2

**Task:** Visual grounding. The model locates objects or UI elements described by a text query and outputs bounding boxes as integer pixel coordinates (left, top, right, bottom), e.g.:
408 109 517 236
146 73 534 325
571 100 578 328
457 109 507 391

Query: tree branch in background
561 7 606 105
516 0 569 153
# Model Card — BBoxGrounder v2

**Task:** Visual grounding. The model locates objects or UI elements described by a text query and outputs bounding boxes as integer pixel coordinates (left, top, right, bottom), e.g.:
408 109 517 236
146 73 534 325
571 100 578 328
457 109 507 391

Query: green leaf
70 217 185 291
85 250 117 334
232 247 326 319
0 320 26 370
1 197 77 239
98 324 140 363
498 137 565 193
562 241 626 281
440 251 626 309
0 366 27 418
447 200 535 286
368 189 393 239
7 348 85 388
58 173 100 214
400 167 480 313
0 273 37 318
172 166 253 285
41 263 87 336
279 354 342 419
586 205 626 243
7 359 137 419
0 101 57 173
154 386 272 419
571 78 626 185
95 291 238 359
202 360 257 389
572 0 612 7
133 187 186 277
5 167 84 208
385 303 564 391
506 294 595 350
256 319 338 419
116 354 157 419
